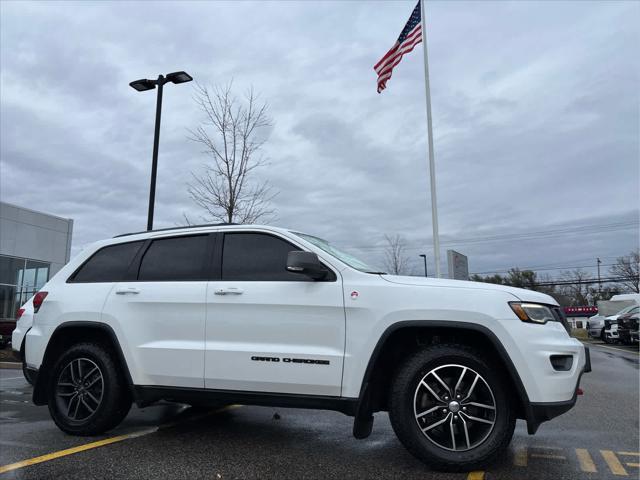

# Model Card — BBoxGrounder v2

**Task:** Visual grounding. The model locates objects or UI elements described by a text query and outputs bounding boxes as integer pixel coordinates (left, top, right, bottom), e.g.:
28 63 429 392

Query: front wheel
389 344 516 472
47 342 131 435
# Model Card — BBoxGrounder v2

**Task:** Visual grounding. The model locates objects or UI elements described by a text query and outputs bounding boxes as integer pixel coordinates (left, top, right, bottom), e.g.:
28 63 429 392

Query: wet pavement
0 342 638 479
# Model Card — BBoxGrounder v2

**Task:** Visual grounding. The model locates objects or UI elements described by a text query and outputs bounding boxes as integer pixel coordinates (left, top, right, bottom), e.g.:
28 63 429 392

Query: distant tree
587 285 620 303
558 269 592 306
609 250 640 293
504 268 538 289
470 273 504 284
383 234 409 275
470 269 560 301
186 83 276 224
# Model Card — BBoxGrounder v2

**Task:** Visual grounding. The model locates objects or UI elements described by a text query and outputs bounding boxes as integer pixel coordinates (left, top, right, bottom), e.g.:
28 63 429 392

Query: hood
381 275 557 305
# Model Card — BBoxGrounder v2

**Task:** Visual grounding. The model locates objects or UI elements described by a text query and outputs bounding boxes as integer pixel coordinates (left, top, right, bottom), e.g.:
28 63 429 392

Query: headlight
509 302 556 324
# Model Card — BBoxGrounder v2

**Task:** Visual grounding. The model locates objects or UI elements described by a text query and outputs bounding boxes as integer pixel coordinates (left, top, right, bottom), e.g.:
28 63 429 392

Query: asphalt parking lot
0 342 638 480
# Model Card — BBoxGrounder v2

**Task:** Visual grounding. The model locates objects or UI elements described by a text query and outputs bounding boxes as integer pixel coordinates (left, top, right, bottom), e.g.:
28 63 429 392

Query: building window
0 255 50 321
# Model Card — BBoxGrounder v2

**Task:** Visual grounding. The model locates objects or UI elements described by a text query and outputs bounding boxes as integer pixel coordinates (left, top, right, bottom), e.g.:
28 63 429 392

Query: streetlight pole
147 75 164 231
129 71 193 231
419 254 428 277
597 257 602 296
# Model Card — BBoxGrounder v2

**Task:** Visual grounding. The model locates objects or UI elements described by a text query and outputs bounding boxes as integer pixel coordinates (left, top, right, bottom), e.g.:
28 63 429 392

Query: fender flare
32 321 134 405
353 320 538 437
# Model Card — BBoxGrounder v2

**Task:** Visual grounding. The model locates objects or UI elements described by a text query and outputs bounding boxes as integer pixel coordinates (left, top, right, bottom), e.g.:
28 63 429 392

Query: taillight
16 308 25 320
33 291 48 313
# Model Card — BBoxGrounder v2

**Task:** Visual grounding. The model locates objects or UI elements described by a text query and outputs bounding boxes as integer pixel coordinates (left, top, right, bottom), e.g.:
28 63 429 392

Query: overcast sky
1 0 638 279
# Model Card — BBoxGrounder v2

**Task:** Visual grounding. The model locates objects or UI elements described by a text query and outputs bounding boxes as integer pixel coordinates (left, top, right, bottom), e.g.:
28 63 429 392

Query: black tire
47 342 131 435
22 362 35 385
20 344 35 386
389 344 516 472
600 328 606 342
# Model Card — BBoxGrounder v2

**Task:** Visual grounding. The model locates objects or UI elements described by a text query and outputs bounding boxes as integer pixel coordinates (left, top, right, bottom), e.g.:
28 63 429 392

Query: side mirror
287 251 327 280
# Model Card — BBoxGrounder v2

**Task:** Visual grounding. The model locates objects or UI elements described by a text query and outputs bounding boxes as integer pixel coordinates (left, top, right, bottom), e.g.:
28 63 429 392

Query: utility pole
597 258 602 296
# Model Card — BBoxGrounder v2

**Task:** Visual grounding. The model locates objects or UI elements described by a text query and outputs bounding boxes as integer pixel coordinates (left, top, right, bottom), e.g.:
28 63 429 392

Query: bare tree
186 83 276 224
609 249 640 293
559 269 592 305
383 234 409 275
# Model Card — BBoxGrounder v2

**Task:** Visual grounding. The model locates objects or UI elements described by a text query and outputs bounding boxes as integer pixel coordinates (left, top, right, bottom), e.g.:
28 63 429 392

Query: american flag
374 1 423 93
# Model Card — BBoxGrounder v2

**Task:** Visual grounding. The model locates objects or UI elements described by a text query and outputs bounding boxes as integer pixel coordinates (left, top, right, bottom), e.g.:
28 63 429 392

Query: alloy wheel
55 357 104 422
413 364 496 451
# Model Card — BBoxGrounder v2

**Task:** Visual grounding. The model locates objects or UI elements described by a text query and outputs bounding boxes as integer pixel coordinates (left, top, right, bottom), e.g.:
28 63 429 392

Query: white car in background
12 297 36 385
587 304 637 341
604 321 619 344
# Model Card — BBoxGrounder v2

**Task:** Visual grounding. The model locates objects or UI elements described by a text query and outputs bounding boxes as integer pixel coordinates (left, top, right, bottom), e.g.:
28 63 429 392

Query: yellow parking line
601 450 628 476
576 448 597 473
0 427 157 474
514 446 528 467
466 471 484 480
0 404 239 475
618 452 640 456
627 463 639 468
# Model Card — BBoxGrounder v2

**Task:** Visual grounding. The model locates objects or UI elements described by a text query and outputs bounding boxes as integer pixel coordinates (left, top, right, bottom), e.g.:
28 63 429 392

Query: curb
0 361 21 370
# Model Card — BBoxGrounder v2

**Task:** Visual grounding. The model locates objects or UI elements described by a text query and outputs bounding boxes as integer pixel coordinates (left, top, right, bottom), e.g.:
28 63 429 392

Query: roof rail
113 223 236 238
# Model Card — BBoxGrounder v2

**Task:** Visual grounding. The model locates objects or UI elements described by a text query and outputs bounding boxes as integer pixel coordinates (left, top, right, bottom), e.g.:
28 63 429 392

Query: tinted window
71 242 143 283
222 233 309 281
138 235 209 281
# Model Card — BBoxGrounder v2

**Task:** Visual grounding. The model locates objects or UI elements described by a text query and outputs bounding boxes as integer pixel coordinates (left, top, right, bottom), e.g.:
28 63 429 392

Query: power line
342 221 639 252
536 276 638 287
470 263 617 276
467 256 622 275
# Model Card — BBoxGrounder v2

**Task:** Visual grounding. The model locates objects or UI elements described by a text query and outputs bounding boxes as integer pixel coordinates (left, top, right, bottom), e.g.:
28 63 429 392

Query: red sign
563 306 598 316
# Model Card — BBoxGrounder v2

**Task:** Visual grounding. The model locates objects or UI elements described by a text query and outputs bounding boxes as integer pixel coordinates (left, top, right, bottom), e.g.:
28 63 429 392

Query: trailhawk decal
251 356 330 365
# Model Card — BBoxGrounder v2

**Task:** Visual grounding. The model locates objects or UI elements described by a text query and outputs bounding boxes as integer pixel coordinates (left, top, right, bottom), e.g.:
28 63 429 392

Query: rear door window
138 235 210 281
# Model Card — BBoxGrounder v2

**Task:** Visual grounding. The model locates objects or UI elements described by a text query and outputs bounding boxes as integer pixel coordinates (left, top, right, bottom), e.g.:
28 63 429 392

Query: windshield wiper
366 271 387 275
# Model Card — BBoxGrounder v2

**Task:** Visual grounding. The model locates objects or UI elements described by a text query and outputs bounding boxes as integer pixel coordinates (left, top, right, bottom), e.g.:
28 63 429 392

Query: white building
0 202 73 321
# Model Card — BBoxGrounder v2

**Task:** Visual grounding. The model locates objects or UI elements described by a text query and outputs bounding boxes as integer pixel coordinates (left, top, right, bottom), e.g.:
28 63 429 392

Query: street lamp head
419 254 427 259
165 71 193 85
129 79 156 92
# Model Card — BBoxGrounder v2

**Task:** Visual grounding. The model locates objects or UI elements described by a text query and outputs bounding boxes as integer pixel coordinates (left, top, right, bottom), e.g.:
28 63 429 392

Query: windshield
616 305 638 316
294 232 385 274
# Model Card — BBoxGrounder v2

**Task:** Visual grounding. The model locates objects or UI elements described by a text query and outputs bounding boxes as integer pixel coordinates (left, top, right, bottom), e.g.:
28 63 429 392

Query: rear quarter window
69 241 144 283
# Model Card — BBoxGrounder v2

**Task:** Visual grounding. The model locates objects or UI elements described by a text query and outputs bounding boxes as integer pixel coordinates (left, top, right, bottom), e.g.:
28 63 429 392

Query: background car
11 297 35 385
617 308 639 345
588 304 638 340
604 319 619 343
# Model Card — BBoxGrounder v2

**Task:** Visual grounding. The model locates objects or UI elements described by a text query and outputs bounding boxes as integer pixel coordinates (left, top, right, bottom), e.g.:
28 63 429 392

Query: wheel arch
32 321 134 406
353 321 536 438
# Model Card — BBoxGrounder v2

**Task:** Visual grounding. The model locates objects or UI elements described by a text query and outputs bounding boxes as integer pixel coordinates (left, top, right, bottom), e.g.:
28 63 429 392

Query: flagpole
420 0 441 278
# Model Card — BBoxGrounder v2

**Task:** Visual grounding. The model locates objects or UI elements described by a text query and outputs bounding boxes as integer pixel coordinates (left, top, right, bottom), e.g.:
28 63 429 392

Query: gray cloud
1 0 638 280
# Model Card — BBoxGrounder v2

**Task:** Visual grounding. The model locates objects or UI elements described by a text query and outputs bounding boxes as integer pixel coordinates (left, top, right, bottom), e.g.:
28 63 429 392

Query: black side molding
133 385 359 415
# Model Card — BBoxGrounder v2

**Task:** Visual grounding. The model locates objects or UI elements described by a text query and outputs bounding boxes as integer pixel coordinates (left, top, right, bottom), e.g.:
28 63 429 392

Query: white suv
24 224 590 471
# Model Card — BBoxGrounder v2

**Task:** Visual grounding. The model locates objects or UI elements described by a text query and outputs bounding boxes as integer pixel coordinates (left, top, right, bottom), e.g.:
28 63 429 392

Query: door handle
115 287 141 295
214 287 244 296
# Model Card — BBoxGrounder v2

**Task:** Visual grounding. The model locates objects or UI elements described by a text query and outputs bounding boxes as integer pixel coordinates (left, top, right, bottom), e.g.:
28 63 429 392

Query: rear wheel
20 345 35 385
389 344 516 471
22 362 35 385
47 342 131 435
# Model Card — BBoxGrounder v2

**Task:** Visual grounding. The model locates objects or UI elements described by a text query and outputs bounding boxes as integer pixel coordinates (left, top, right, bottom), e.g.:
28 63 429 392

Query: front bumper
526 346 590 434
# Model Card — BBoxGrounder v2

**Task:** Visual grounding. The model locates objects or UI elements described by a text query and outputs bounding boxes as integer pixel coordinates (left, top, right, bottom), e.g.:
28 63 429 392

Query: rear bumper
526 346 590 434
